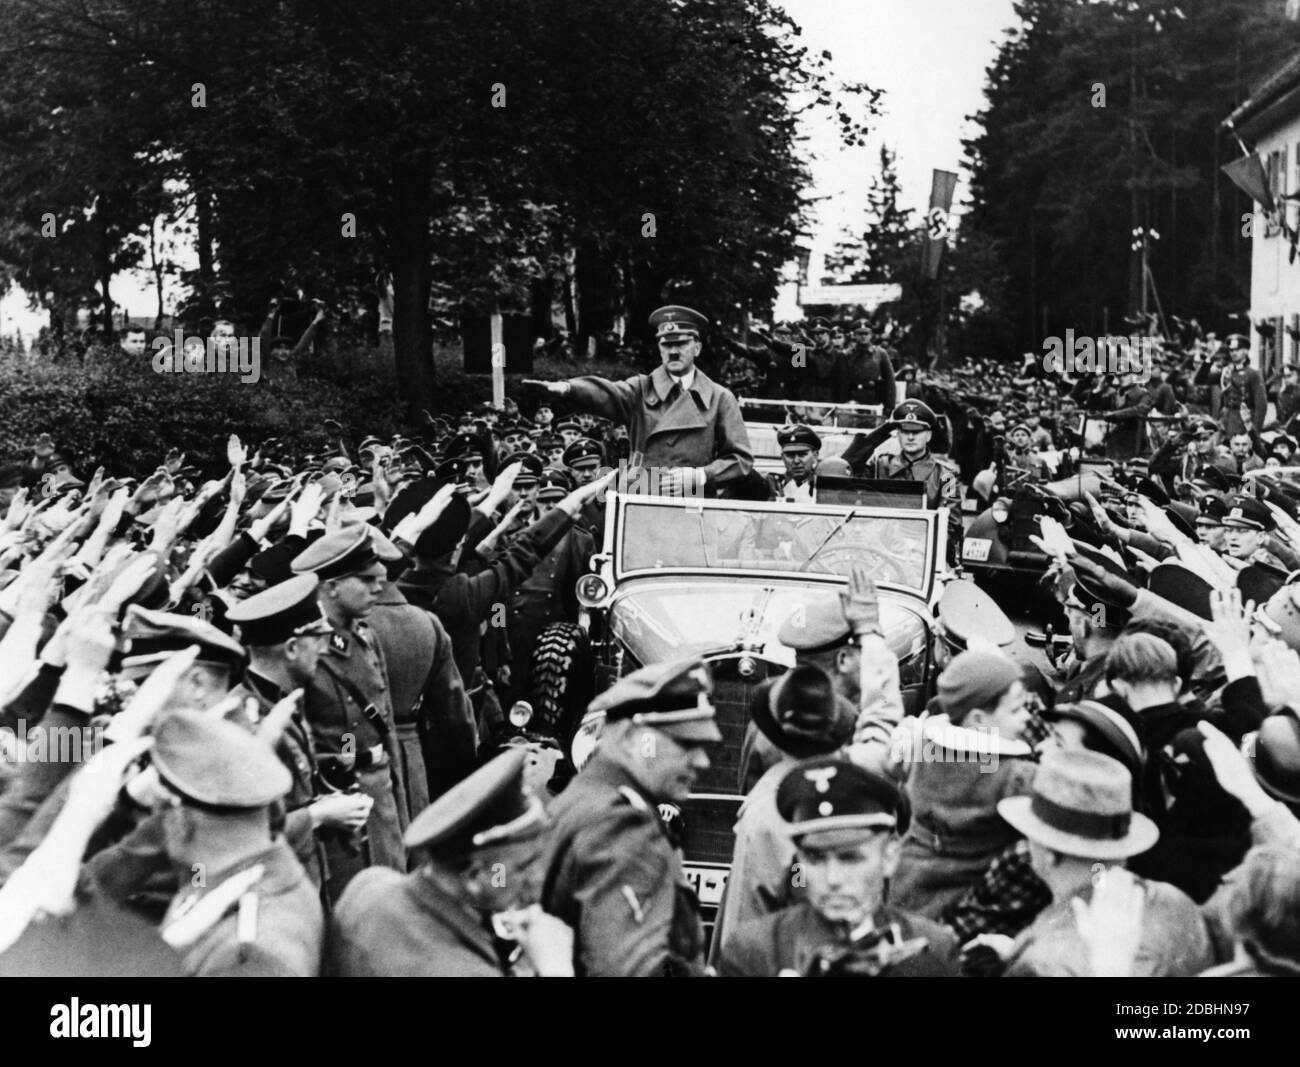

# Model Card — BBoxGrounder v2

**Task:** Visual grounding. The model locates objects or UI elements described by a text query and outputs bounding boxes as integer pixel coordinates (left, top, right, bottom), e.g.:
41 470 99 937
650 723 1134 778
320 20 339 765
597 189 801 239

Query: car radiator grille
679 662 776 866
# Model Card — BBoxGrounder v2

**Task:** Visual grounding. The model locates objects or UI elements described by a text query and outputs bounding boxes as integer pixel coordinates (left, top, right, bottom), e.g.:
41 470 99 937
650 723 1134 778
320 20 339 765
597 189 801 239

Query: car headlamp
575 573 609 609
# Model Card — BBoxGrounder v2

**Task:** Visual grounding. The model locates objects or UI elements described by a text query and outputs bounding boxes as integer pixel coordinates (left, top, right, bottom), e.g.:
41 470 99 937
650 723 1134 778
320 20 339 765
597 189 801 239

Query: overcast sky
778 0 1020 255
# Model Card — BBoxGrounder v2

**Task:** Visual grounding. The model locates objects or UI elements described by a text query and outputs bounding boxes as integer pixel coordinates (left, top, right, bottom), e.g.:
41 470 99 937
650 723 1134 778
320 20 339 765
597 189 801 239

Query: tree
0 0 879 416
956 0 1300 360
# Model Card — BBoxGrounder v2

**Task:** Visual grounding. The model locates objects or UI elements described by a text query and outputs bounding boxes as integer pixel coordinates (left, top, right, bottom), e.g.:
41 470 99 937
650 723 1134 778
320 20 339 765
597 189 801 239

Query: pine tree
825 145 914 284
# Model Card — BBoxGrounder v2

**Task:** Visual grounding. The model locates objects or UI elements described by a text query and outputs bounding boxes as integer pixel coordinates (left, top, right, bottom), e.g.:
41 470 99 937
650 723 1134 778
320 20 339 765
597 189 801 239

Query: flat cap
225 574 333 647
118 605 247 678
776 756 902 847
588 658 722 743
649 305 708 340
777 425 822 452
403 748 545 856
290 524 384 581
152 709 290 810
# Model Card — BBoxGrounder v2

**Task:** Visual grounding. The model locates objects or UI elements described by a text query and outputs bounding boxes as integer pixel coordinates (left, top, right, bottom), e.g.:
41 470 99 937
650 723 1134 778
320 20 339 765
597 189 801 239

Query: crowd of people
0 301 1298 978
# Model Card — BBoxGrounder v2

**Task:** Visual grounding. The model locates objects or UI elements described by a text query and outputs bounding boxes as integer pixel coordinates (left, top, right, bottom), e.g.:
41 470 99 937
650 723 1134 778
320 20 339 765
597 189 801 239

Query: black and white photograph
0 0 1296 1019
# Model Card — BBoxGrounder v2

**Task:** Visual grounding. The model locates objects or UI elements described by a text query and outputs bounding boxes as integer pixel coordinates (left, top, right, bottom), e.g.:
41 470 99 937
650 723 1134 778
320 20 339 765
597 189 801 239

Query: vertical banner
920 169 958 279
490 311 505 409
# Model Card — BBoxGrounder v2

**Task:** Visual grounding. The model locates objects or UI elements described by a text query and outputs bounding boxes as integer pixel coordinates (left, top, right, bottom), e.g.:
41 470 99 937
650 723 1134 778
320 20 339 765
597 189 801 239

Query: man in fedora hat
997 749 1212 976
716 756 959 976
712 664 855 959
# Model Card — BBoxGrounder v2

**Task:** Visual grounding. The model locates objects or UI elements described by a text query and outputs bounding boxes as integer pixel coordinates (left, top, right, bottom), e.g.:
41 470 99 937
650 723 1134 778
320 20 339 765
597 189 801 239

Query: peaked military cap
152 709 290 810
504 452 544 486
648 305 708 341
290 524 383 581
588 658 722 743
225 574 333 646
535 468 573 501
1222 494 1274 531
777 597 853 655
891 399 936 431
444 433 486 461
776 756 902 846
118 605 247 678
404 748 546 856
937 580 1015 651
563 437 605 468
777 425 822 452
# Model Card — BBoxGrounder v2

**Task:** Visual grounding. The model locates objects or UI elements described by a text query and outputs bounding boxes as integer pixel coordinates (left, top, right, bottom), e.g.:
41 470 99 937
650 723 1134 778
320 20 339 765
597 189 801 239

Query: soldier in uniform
539 658 722 976
862 400 963 560
366 529 478 809
225 574 370 892
716 756 960 976
148 709 325 976
525 305 753 497
1005 422 1049 484
505 467 597 717
768 424 821 502
328 749 574 976
291 526 407 898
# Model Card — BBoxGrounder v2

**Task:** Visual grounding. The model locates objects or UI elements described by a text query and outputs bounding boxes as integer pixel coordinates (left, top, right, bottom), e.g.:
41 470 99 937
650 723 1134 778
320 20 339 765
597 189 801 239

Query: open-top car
738 397 885 477
528 491 951 932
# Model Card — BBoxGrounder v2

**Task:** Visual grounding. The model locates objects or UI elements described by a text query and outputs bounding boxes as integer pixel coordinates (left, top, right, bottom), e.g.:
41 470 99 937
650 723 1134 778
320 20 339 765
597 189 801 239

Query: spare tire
529 622 594 740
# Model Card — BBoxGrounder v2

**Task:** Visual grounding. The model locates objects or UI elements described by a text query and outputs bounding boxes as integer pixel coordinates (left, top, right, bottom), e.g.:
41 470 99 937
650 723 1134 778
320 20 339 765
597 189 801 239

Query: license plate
962 537 992 562
682 865 729 906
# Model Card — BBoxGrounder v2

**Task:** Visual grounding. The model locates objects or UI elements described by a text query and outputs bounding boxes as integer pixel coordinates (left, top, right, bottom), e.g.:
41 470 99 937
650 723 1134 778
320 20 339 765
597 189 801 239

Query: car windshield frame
606 493 942 600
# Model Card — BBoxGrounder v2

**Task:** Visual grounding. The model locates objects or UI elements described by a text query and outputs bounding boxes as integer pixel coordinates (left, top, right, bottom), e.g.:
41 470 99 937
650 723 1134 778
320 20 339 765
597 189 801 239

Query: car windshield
616 499 933 594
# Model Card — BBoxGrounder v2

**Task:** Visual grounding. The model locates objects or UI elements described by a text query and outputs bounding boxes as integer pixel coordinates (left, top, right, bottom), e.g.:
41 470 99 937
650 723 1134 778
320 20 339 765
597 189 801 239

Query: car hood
608 578 930 668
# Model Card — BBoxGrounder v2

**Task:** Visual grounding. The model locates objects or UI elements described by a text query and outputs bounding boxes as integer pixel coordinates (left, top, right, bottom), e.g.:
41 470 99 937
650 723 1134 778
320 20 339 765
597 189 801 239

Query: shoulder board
161 864 265 950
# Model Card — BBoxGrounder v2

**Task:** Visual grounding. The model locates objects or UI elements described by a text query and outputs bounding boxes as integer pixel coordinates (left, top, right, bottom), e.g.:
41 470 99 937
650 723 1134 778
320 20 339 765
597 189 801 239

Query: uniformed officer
554 418 583 448
1005 422 1049 483
291 526 407 899
1220 494 1287 570
716 755 959 976
540 658 722 976
149 709 325 976
869 400 963 558
770 424 821 502
525 305 753 496
563 437 605 487
366 528 479 808
505 470 597 716
328 749 574 976
225 573 366 892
